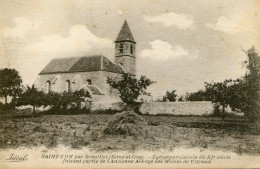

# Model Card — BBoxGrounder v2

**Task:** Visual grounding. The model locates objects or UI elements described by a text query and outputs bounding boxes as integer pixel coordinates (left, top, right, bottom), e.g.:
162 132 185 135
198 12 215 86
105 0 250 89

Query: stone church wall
115 56 136 75
34 71 122 101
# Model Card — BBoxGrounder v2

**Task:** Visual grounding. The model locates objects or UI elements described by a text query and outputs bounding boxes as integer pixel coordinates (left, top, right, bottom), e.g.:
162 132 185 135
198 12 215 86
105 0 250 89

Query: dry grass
0 111 259 155
103 111 147 136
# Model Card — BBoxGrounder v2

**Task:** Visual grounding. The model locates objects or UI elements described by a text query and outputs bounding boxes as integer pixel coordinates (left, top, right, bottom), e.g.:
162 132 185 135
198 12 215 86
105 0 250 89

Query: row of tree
160 47 260 121
205 47 259 121
0 68 92 113
16 87 91 113
160 90 207 102
0 68 155 113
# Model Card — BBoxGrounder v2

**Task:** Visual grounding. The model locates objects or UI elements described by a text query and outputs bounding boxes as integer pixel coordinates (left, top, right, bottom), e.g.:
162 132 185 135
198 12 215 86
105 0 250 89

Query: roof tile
115 20 135 43
39 55 124 75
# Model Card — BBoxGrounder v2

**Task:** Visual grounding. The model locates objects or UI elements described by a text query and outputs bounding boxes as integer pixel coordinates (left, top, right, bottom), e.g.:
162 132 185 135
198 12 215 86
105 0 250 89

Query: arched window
87 79 91 85
46 81 51 93
119 43 123 53
66 80 71 92
130 44 133 54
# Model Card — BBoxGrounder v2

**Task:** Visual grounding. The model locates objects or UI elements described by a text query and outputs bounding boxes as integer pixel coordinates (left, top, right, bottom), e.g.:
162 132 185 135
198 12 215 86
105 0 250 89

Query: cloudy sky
0 0 259 98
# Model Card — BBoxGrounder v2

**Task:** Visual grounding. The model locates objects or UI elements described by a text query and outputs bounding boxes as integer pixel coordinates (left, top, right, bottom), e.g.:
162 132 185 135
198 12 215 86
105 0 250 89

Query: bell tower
115 20 136 76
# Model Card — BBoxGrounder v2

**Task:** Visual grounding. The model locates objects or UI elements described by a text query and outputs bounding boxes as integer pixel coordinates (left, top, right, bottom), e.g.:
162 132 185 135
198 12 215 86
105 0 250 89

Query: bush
212 103 222 116
0 102 16 111
103 111 148 136
162 90 177 102
90 108 120 114
43 89 92 114
43 106 91 115
0 102 3 110
70 136 89 149
210 103 237 120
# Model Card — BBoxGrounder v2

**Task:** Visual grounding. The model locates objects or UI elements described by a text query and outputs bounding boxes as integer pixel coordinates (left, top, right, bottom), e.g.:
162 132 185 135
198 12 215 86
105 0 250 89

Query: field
0 110 259 155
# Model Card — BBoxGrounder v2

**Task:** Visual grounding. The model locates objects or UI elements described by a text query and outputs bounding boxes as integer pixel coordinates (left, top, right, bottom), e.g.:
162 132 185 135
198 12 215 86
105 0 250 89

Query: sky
0 0 260 98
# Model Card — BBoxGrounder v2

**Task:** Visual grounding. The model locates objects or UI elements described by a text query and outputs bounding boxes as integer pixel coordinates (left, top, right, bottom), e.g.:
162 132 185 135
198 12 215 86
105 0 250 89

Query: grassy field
0 110 259 155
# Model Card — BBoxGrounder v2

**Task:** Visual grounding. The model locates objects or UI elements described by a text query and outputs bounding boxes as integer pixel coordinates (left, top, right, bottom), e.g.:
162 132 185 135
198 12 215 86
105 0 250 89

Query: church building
34 20 136 102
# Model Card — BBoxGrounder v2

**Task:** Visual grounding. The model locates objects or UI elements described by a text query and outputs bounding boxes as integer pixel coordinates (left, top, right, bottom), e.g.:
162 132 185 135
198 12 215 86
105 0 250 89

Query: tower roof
115 20 135 43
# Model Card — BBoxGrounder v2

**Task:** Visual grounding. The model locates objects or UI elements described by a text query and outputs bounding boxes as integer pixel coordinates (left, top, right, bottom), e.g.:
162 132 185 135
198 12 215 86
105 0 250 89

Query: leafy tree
60 89 91 110
17 86 45 114
242 47 260 120
162 90 177 102
205 79 234 115
43 91 62 111
203 47 259 121
228 47 260 121
186 90 210 101
0 68 23 105
107 73 155 105
44 89 91 112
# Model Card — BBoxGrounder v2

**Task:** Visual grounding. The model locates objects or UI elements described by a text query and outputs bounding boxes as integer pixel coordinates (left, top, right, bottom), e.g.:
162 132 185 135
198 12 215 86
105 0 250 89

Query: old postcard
0 0 260 168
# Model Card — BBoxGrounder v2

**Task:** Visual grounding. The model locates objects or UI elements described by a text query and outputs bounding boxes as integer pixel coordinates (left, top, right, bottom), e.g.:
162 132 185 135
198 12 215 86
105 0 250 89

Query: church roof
115 20 135 43
39 55 125 75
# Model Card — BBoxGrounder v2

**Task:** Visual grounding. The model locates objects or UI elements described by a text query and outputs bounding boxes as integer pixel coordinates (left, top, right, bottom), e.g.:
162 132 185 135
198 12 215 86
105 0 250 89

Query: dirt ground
0 112 259 155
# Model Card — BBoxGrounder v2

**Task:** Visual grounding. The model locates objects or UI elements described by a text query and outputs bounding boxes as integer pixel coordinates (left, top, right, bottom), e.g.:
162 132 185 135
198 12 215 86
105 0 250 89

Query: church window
46 81 51 93
130 44 133 54
87 79 91 85
119 43 123 53
66 80 71 92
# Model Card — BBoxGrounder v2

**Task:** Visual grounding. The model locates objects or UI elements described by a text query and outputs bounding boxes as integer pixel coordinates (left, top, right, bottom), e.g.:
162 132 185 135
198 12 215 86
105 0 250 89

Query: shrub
162 90 177 102
148 120 160 126
210 103 238 120
90 108 120 114
0 102 3 110
212 103 222 116
43 89 92 114
70 136 89 149
0 102 15 111
186 90 210 101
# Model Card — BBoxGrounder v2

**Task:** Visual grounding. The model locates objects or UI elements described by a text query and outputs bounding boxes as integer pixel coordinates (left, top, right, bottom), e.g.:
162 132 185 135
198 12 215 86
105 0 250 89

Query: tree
227 47 260 121
44 89 91 112
162 90 177 102
242 47 260 120
43 91 62 111
107 73 155 105
17 86 45 114
60 89 91 110
0 68 23 105
186 90 210 101
205 79 234 115
200 47 260 122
